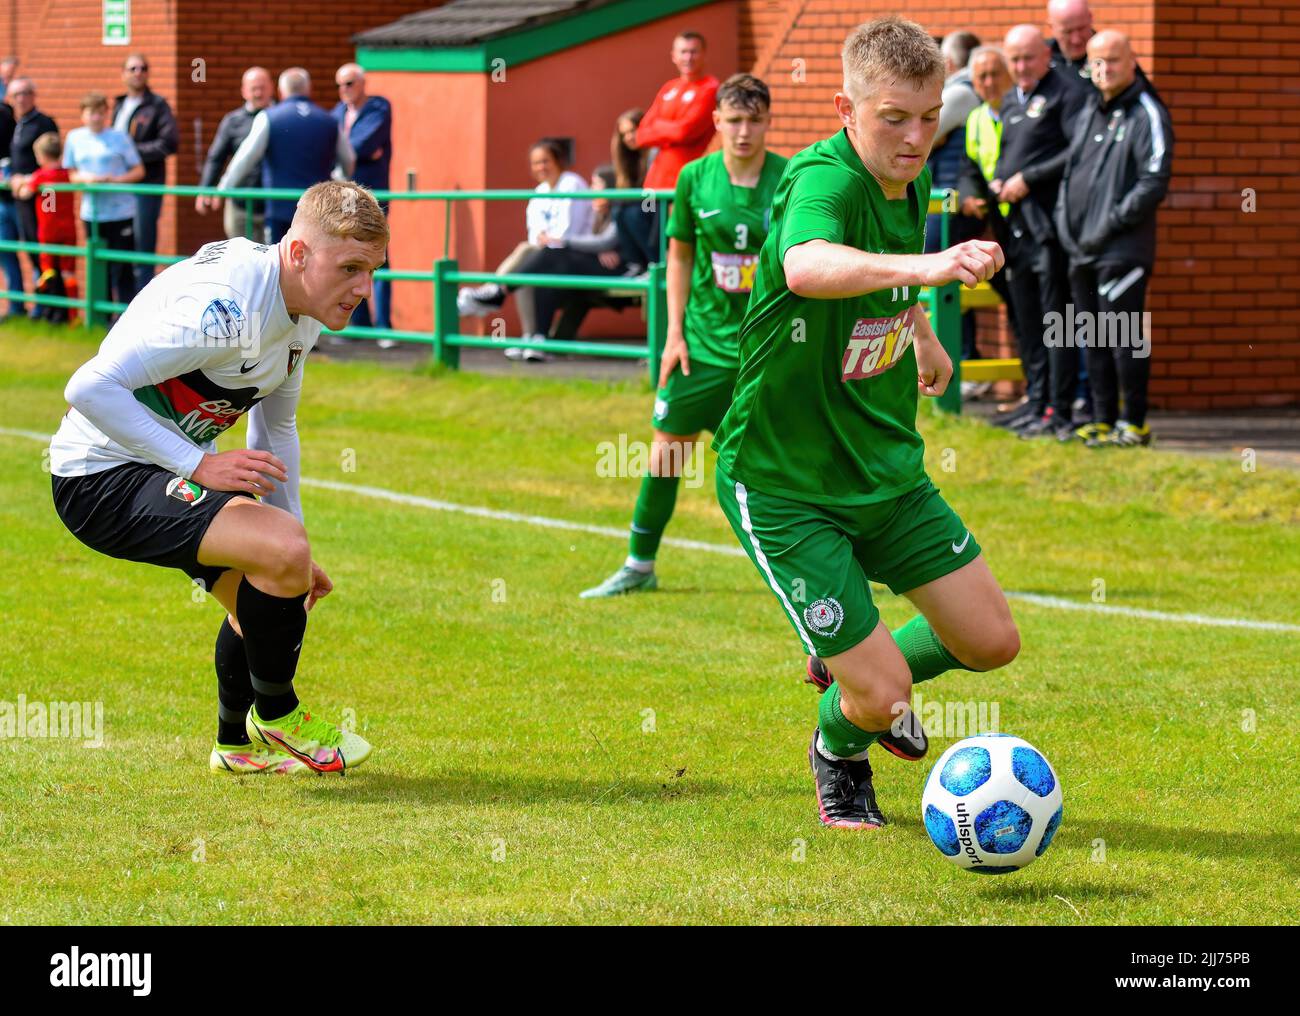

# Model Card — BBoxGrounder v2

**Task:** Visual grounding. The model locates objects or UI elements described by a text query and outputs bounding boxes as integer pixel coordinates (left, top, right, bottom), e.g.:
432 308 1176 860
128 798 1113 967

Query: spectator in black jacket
990 25 1091 439
1055 30 1172 448
196 66 273 239
1047 0 1156 98
6 77 56 312
0 94 22 317
112 53 178 291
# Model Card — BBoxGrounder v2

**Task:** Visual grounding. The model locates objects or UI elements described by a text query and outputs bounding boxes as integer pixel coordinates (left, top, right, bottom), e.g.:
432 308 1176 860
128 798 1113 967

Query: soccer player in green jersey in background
582 74 788 598
713 17 1020 828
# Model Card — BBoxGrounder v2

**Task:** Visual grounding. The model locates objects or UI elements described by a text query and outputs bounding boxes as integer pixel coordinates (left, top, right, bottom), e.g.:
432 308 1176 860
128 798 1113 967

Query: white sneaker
376 338 398 350
457 284 504 318
521 334 549 362
504 347 525 360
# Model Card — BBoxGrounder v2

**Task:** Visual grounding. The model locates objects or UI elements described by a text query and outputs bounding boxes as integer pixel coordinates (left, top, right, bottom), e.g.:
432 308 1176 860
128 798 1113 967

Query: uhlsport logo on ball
920 734 1063 874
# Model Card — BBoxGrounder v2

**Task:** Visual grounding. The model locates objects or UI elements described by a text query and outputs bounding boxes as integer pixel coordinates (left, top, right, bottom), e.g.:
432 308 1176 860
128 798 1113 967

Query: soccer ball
920 734 1063 874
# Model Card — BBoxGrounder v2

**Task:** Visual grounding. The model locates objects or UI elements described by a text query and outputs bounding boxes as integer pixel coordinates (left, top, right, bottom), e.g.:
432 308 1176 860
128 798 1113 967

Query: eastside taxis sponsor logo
711 252 759 294
841 306 918 381
166 476 207 505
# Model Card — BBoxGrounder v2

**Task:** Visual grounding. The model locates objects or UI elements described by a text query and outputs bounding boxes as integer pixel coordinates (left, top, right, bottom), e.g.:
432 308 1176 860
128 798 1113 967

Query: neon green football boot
246 703 372 774
209 742 313 776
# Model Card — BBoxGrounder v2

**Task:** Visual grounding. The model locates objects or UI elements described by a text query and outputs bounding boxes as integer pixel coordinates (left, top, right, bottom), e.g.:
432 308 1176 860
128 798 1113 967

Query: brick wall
1145 0 1300 409
1 0 438 259
737 0 1300 409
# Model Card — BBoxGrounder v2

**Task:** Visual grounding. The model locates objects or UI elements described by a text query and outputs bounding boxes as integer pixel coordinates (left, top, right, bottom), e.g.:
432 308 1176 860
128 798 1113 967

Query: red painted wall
410 0 739 337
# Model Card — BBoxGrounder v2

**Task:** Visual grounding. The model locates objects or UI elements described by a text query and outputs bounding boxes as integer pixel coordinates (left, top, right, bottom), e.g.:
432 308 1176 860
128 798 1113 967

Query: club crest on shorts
804 597 844 636
287 340 304 377
200 299 244 341
653 397 668 420
165 476 207 506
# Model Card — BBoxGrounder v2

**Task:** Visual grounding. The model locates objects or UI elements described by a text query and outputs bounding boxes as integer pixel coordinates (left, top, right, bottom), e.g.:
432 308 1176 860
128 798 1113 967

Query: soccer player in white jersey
50 181 387 775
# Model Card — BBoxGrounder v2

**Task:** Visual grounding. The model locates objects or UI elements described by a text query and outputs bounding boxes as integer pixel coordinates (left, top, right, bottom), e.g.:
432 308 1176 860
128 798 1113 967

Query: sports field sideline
1 321 1296 925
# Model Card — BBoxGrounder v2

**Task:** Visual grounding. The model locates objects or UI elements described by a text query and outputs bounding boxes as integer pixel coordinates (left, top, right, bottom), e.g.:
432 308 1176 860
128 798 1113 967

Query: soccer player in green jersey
582 74 788 598
713 17 1019 828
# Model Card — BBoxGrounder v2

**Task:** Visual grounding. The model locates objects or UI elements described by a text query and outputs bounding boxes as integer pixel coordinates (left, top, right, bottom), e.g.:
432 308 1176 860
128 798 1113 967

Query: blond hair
34 131 62 159
842 15 945 101
293 181 389 246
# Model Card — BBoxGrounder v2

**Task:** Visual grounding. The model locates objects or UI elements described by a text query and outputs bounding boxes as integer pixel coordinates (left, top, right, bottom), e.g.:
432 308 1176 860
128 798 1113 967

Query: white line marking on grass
1006 592 1300 633
4 426 1296 633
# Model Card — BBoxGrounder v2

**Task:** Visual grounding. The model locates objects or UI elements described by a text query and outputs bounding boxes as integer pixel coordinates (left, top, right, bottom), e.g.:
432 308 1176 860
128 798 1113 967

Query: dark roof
355 0 620 48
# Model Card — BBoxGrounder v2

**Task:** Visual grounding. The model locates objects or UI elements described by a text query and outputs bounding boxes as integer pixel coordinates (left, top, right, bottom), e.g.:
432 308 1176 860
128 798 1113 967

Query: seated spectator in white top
457 138 592 338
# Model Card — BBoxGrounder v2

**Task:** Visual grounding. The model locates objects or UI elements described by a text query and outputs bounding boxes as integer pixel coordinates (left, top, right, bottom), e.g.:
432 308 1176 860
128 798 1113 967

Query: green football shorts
715 462 982 657
652 361 738 436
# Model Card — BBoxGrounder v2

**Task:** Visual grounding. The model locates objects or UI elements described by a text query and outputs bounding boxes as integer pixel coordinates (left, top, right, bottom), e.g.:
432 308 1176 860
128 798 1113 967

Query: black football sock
235 577 305 722
215 617 254 746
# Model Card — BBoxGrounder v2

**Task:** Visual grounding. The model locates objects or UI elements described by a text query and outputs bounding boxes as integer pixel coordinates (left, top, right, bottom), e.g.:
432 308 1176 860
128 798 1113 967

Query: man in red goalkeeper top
633 32 720 191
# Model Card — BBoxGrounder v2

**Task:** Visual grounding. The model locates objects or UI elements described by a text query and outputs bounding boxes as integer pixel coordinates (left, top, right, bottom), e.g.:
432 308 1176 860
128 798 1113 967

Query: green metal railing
0 181 968 408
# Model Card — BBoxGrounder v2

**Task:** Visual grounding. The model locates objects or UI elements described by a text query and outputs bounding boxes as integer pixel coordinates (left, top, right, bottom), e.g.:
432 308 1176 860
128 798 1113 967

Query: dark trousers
515 246 623 337
133 192 163 292
350 204 391 330
1068 261 1152 428
0 198 25 314
1005 237 1074 417
96 218 137 310
268 218 292 243
615 202 658 268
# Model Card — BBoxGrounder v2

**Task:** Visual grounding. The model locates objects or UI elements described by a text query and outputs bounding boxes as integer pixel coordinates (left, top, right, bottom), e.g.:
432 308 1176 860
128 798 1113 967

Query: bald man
990 25 1091 438
198 67 274 240
1047 0 1155 96
217 68 354 243
1055 31 1172 448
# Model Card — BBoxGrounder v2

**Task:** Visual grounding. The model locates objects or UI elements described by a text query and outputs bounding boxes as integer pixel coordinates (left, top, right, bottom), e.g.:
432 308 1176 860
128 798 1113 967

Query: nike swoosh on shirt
952 531 971 554
698 209 722 218
239 360 261 374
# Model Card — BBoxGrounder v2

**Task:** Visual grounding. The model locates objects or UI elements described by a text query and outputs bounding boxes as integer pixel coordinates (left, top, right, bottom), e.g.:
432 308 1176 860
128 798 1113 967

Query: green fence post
934 281 962 415
432 258 460 369
645 262 666 388
83 236 102 330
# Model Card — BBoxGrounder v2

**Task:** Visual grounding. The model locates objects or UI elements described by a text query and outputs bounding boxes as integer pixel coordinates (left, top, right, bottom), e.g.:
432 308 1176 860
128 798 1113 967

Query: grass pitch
1 320 1297 925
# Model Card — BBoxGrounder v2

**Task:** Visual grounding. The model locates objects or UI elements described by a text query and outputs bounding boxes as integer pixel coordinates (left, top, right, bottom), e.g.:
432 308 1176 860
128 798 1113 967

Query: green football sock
817 683 885 758
628 473 680 562
892 615 975 684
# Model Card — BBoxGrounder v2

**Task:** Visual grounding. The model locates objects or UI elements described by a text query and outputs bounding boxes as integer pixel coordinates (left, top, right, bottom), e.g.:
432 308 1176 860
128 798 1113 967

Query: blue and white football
920 734 1063 874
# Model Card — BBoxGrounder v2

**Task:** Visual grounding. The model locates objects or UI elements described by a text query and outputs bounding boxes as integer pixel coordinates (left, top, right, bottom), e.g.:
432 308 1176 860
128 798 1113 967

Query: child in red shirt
13 131 78 322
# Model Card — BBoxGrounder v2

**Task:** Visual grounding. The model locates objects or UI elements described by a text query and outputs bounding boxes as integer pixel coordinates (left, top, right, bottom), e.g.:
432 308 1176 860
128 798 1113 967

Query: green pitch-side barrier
1 181 995 412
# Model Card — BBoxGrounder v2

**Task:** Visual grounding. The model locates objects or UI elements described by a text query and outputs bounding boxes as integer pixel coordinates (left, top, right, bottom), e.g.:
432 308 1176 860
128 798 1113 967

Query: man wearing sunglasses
112 54 178 293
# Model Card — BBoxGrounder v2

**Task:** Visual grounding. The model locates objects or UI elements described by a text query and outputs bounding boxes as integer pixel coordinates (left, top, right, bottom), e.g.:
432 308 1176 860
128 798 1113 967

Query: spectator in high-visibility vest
957 45 1023 385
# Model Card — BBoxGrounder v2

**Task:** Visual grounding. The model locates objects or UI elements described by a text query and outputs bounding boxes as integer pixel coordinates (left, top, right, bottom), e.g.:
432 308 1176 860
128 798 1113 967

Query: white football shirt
50 237 320 520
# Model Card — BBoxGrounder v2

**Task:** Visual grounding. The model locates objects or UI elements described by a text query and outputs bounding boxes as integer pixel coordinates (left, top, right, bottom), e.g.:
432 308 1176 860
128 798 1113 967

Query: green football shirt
666 149 788 369
712 129 932 505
